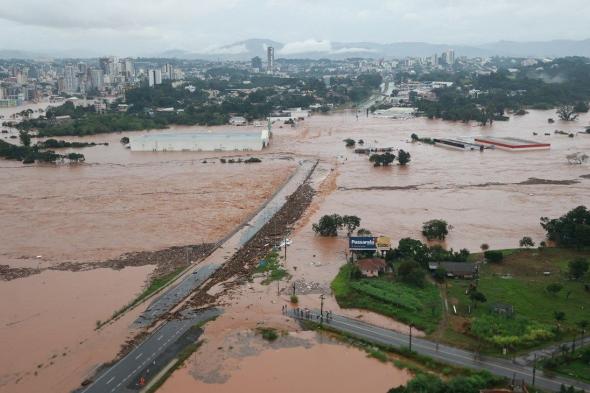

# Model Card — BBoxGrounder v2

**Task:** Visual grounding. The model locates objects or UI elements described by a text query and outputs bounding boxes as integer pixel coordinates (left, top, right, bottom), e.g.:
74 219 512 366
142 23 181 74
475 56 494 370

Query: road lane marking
157 334 163 341
106 376 115 385
135 352 143 360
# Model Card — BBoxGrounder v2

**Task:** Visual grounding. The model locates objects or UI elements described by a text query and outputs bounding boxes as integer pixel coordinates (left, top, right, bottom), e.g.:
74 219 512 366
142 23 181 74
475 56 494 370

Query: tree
19 131 31 147
554 311 566 331
568 258 589 280
342 215 361 237
470 291 487 307
557 104 578 121
369 152 395 166
66 152 85 162
541 206 590 249
312 214 342 236
546 283 563 296
398 150 411 165
422 219 449 241
410 133 419 142
344 138 356 147
480 243 489 251
120 137 130 144
357 228 372 236
433 267 447 282
397 260 425 287
519 236 535 248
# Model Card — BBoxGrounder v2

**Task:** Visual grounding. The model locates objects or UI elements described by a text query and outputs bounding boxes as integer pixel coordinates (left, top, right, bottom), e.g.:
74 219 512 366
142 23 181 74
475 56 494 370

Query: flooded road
1 106 590 392
159 331 411 393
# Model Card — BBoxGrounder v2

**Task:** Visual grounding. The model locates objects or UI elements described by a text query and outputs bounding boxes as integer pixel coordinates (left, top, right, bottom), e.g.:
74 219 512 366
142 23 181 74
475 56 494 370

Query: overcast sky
0 0 589 56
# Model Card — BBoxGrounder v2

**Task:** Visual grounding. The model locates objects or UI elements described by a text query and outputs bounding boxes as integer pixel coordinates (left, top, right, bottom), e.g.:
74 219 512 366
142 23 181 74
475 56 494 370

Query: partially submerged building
130 129 270 152
474 136 550 151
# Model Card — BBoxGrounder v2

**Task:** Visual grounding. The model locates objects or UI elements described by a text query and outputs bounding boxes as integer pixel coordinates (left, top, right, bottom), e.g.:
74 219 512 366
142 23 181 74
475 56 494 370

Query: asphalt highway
81 308 220 393
287 310 590 392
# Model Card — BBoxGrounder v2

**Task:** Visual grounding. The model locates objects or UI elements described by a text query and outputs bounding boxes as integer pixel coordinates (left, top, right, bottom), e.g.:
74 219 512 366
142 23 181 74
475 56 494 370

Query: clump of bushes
484 250 504 263
257 327 279 342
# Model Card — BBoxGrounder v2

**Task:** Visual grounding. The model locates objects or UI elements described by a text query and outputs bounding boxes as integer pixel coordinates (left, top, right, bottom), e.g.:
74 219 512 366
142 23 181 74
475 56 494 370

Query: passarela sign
348 236 377 251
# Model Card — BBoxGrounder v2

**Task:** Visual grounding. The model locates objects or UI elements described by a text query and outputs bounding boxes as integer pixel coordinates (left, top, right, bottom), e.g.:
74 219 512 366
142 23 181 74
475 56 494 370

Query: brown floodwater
272 109 590 251
159 331 411 393
0 266 153 393
2 106 590 392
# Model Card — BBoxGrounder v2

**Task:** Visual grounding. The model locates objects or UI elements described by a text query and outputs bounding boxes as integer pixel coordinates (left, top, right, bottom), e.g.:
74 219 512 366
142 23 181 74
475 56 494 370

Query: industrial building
433 137 485 151
130 129 270 152
474 136 550 151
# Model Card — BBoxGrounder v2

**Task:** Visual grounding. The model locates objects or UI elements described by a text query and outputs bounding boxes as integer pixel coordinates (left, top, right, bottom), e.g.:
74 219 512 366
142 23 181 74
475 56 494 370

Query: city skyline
1 0 590 56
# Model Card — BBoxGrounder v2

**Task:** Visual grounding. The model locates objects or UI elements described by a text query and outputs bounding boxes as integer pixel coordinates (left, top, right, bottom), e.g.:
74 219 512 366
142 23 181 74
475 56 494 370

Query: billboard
376 236 391 251
349 236 377 251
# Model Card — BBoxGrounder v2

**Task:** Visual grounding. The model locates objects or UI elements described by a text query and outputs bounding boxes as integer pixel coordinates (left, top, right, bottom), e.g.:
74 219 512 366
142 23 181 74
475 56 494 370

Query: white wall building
148 69 162 87
130 130 270 152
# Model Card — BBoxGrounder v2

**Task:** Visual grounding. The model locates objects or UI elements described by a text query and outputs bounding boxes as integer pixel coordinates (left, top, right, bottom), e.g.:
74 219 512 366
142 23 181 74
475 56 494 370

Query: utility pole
284 237 287 261
533 354 537 386
277 278 280 296
292 282 296 297
320 294 325 326
409 324 413 352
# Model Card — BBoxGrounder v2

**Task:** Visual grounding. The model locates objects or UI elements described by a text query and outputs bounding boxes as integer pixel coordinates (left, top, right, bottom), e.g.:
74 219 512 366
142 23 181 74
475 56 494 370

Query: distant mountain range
2 38 590 60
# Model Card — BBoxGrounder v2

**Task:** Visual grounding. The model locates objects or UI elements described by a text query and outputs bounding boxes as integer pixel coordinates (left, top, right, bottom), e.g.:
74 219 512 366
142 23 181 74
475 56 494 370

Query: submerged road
287 310 590 392
133 160 317 327
80 160 317 393
81 308 220 393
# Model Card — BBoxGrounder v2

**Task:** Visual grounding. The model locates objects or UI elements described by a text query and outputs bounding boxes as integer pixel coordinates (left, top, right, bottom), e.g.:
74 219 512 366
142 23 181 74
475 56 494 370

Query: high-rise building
90 69 104 91
266 47 274 72
445 49 455 65
251 56 262 71
64 65 78 93
120 59 135 80
148 69 162 87
161 63 174 80
431 53 438 66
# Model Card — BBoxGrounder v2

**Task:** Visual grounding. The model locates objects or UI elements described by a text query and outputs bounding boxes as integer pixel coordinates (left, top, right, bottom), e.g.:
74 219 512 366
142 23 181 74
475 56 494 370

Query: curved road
287 310 590 392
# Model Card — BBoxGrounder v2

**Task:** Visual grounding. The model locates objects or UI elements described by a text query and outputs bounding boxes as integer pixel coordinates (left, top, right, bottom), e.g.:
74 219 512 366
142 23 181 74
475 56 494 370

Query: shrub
290 295 299 304
484 250 504 263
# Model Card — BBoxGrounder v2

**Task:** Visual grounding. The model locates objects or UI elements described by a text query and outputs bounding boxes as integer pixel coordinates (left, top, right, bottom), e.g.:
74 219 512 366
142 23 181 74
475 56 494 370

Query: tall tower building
64 65 78 93
148 69 162 87
266 46 274 72
445 49 455 65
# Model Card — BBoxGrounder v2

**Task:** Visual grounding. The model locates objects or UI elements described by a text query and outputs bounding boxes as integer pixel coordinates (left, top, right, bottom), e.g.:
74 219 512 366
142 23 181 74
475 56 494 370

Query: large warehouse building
130 129 270 152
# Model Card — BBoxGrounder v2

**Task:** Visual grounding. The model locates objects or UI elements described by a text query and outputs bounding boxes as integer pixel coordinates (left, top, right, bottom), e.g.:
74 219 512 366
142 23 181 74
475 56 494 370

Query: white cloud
278 39 332 54
332 47 376 54
203 44 248 55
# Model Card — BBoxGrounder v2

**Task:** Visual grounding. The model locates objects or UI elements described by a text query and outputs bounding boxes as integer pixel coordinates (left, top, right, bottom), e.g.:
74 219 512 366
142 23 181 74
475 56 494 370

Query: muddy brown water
1 107 590 392
159 331 411 393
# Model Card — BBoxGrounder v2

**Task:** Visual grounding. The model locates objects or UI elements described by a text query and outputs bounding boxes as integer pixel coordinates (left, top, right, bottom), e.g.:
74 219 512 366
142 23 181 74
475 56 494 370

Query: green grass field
331 264 442 333
446 248 590 351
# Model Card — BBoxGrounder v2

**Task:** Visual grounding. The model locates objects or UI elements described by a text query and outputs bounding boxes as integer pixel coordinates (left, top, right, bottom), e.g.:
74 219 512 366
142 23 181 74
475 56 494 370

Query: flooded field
1 106 590 393
0 266 153 393
159 330 411 393
273 109 590 251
